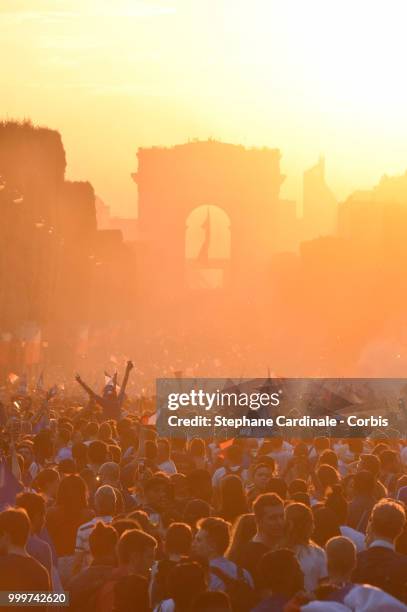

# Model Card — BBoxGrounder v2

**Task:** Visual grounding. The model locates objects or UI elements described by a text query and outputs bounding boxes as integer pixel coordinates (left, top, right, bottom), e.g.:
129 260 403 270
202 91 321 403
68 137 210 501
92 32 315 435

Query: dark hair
58 458 76 475
288 479 308 496
285 503 313 547
88 440 108 465
219 475 248 523
58 428 71 445
253 460 274 475
56 474 87 512
15 492 45 523
197 517 230 555
112 519 141 538
58 418 73 430
116 418 132 437
268 478 287 500
227 513 256 563
313 437 330 452
165 522 192 556
225 444 242 465
353 470 375 496
117 529 157 564
259 460 278 480
168 561 207 612
72 442 88 470
0 508 30 547
359 454 380 477
89 521 118 558
32 468 59 493
380 449 399 470
325 484 347 524
316 464 339 490
99 422 112 441
253 493 284 521
293 442 309 457
370 499 406 540
143 474 170 494
372 442 389 456
188 438 206 458
312 506 341 547
109 445 121 464
144 440 157 461
347 438 363 455
33 431 53 462
291 492 311 506
79 467 97 496
326 536 356 576
157 438 170 454
186 469 213 503
94 484 117 516
258 548 304 594
183 499 211 528
127 511 154 535
84 422 99 439
318 449 338 470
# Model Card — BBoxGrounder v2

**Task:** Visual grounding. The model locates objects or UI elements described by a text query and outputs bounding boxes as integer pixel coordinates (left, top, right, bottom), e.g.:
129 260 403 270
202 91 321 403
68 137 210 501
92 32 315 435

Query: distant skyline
2 0 407 216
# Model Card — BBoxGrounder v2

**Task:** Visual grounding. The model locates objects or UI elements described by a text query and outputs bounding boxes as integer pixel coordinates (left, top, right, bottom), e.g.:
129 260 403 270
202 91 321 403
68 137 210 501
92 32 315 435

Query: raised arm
75 374 98 399
118 360 134 404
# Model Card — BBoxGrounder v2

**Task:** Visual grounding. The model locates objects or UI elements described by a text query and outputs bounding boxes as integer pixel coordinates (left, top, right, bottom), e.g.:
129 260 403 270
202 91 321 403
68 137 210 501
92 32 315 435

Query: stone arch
133 140 284 295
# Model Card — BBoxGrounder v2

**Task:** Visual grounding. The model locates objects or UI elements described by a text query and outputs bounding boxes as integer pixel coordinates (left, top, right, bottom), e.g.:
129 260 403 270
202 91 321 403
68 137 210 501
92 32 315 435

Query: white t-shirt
340 525 366 552
294 543 327 592
75 515 113 568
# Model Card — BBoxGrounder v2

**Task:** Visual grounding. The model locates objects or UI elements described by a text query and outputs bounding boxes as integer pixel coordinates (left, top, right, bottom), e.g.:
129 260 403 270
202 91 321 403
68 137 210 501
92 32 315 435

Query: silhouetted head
326 536 356 581
0 508 30 553
165 522 193 556
168 561 207 611
117 529 157 577
367 499 406 543
258 548 304 595
253 492 285 539
193 517 230 559
56 474 88 512
89 521 118 560
285 502 314 547
16 492 46 534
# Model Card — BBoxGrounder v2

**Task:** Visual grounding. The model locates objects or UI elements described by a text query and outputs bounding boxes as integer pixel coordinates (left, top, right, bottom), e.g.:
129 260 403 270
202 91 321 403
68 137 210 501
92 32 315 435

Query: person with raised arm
75 361 134 421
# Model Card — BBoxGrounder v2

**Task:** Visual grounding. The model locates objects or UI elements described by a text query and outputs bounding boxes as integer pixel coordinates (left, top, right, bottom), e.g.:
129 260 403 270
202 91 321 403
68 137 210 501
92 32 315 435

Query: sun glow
2 0 407 212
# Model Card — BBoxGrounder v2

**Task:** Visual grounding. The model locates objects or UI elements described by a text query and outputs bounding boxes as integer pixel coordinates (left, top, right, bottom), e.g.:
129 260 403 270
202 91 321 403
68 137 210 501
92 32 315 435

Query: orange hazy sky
2 0 407 216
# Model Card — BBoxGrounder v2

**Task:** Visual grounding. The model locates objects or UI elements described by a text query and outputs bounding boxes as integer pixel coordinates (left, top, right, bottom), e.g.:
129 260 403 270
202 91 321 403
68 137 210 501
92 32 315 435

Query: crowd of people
1 363 407 611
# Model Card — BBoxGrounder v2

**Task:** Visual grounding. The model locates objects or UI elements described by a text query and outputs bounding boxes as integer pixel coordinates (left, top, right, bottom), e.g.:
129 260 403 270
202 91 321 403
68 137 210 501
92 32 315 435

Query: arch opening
185 205 231 290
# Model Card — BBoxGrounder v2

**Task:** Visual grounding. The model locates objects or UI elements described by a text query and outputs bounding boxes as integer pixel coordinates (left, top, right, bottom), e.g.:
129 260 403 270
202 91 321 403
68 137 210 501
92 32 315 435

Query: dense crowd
1 363 407 611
